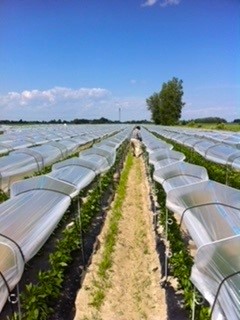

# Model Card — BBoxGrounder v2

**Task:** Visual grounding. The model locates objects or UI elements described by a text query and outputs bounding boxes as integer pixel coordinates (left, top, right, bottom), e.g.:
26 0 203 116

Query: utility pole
119 107 121 123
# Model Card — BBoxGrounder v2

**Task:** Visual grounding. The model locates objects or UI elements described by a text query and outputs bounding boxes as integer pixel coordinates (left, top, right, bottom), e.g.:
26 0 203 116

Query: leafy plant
154 177 210 319
0 190 9 203
9 139 129 319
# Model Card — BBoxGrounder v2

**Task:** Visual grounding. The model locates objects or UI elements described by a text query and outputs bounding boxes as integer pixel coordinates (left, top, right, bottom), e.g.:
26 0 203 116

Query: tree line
0 118 151 125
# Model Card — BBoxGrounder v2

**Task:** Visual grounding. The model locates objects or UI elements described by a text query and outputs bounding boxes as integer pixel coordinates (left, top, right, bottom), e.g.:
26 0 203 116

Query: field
184 122 240 131
0 124 240 320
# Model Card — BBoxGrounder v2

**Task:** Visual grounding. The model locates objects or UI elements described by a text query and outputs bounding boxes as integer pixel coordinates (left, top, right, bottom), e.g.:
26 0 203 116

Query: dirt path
74 155 167 320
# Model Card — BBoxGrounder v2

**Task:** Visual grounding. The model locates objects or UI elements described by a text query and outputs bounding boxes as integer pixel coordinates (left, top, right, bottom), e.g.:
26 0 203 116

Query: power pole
119 107 121 123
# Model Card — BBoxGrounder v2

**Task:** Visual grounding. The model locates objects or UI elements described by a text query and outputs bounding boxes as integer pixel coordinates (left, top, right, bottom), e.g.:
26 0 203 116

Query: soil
73 156 188 320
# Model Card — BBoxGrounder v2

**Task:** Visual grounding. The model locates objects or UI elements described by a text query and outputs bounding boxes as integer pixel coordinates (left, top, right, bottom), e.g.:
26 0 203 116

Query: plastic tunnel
165 180 240 320
0 176 77 313
149 149 185 169
0 126 130 314
153 161 209 193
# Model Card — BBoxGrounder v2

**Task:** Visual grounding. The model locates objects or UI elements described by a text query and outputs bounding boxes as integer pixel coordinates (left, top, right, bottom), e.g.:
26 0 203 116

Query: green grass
90 153 134 309
183 122 240 132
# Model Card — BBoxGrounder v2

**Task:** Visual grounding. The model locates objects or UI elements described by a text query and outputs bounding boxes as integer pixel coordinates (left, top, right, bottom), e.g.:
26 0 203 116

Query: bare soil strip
74 155 167 320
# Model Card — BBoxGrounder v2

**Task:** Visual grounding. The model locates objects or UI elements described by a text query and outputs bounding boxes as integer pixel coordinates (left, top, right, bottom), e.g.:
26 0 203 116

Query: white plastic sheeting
166 181 240 320
192 235 240 320
203 144 240 170
144 126 240 320
141 129 173 154
0 126 130 314
147 125 240 171
166 181 240 246
50 158 97 196
149 149 185 169
0 126 123 193
0 124 122 154
49 129 131 194
0 143 70 193
154 161 208 193
0 176 76 313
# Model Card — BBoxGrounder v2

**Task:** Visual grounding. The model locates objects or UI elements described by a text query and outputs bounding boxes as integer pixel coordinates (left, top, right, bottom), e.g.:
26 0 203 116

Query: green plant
152 132 240 190
0 190 9 203
9 139 129 319
154 179 210 319
90 153 133 309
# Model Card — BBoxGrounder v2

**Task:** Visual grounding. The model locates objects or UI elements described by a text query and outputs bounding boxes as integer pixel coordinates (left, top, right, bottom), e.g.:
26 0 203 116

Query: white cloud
141 0 181 8
0 87 111 120
0 87 151 121
160 0 181 7
141 0 158 7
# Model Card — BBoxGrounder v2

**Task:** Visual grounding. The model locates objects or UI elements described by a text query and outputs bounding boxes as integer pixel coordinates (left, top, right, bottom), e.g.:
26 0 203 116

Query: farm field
184 123 240 132
0 124 240 320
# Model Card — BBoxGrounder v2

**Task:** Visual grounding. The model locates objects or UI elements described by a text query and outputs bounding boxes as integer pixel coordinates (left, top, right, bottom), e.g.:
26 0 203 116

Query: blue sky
0 0 239 122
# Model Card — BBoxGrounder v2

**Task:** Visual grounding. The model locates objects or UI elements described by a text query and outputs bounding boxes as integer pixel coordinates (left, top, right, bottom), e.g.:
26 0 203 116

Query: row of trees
146 77 185 125
0 118 151 125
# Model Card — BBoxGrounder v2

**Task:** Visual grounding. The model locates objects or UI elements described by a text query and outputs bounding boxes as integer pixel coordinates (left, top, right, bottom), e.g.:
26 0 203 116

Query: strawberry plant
153 177 210 319
0 190 9 203
8 139 129 320
152 132 240 190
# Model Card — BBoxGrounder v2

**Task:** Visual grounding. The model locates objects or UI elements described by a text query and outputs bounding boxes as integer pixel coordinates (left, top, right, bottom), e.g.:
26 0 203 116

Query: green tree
146 92 161 124
146 77 185 125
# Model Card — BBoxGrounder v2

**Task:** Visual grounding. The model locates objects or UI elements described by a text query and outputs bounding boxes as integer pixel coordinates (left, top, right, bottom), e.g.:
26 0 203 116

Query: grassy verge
89 153 133 309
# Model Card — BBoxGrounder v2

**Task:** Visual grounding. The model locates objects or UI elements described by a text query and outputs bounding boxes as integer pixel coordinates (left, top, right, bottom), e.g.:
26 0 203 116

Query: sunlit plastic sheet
0 127 122 193
0 143 65 192
0 144 11 155
49 129 129 193
79 148 112 174
153 161 209 193
172 133 194 145
0 139 34 150
99 136 125 150
201 131 229 143
49 158 96 195
0 152 42 192
93 145 116 166
25 134 49 146
42 132 62 141
149 149 185 169
0 237 25 314
143 138 173 154
203 144 240 170
192 235 240 320
222 133 240 147
70 135 93 146
53 139 80 154
166 180 240 246
0 176 76 313
170 133 190 144
147 127 177 139
0 126 127 313
101 139 121 150
147 127 240 170
193 140 218 157
146 141 172 154
140 129 173 154
79 129 130 174
165 180 240 320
